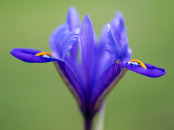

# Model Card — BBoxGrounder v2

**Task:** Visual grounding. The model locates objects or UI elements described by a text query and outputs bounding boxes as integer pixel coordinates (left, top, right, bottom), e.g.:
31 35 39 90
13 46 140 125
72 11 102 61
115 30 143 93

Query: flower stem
84 118 93 130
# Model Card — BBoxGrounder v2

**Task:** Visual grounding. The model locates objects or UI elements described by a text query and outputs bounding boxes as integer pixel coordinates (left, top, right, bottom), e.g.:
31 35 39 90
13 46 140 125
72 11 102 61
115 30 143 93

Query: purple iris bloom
10 7 165 130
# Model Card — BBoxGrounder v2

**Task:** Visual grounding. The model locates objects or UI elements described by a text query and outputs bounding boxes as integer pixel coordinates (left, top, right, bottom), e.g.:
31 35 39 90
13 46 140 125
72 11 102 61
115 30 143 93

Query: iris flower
10 7 165 130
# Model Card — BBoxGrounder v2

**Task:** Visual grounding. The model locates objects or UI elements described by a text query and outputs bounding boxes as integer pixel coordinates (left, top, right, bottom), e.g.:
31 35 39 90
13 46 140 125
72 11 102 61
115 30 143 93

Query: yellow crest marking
116 59 119 63
35 52 53 57
129 59 147 69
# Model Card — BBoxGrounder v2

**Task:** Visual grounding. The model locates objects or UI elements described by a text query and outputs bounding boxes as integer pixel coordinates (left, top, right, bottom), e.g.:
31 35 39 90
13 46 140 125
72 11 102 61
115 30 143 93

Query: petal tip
159 68 166 76
83 14 91 23
68 6 78 14
10 48 21 56
116 11 123 17
81 13 94 33
10 48 14 55
67 6 80 31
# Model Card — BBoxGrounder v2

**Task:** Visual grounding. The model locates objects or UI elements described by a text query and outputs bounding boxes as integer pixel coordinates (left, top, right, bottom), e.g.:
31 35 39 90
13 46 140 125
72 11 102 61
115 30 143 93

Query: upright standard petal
80 14 94 88
49 23 79 59
91 25 108 86
10 48 58 63
67 6 80 31
105 24 120 63
110 11 125 43
110 11 132 62
119 60 166 78
99 25 108 46
49 24 69 58
59 28 80 58
67 6 80 63
119 43 132 62
92 25 121 90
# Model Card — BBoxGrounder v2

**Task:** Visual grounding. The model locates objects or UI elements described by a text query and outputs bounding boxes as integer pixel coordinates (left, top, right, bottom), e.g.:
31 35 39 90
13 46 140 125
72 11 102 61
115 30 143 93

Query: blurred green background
0 0 173 130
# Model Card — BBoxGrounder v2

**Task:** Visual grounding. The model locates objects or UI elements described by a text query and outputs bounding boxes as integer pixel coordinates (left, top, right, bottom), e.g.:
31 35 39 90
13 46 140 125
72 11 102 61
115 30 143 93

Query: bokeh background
0 0 173 130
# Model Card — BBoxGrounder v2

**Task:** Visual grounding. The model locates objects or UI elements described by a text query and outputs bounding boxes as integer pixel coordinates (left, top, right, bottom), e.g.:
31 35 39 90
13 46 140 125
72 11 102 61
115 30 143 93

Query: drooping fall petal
10 48 57 63
119 61 165 78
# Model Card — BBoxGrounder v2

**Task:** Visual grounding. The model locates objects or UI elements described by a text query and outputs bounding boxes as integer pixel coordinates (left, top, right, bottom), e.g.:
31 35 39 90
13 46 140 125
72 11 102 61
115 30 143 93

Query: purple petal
67 6 80 63
105 24 120 63
49 23 69 58
119 46 132 62
91 25 108 87
91 63 124 112
10 48 58 63
119 62 166 78
54 61 85 111
99 25 108 46
80 14 94 87
110 11 125 43
67 6 80 31
118 30 132 62
92 25 120 87
49 23 80 59
110 11 132 62
60 28 80 58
